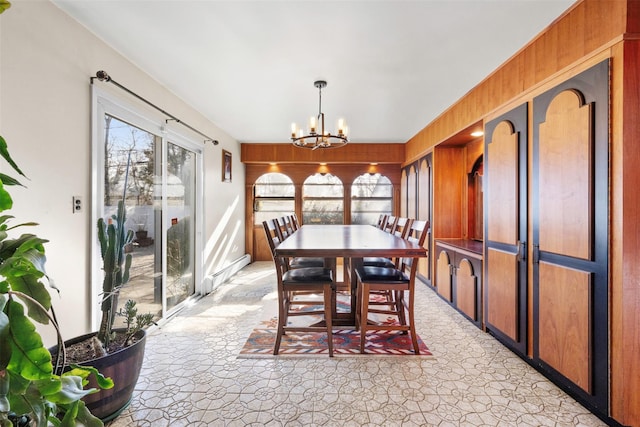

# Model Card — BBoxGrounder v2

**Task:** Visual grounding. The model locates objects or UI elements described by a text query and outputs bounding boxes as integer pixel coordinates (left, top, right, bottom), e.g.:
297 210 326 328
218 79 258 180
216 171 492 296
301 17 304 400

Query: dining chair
383 215 398 234
264 218 325 270
262 220 336 356
355 219 429 354
263 218 282 251
376 214 388 229
363 218 414 269
276 216 294 240
288 214 299 231
393 217 413 239
290 213 301 230
283 214 326 269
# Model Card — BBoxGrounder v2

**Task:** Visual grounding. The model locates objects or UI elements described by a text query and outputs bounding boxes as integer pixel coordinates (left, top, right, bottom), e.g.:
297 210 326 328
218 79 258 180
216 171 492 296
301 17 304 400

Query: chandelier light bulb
309 116 317 134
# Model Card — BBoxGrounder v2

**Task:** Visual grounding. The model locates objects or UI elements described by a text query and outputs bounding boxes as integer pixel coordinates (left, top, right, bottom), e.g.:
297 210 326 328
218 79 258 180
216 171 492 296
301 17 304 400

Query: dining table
274 224 427 325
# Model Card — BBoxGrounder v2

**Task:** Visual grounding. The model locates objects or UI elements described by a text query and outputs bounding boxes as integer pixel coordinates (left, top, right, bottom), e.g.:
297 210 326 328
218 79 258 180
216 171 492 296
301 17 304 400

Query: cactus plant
96 200 134 349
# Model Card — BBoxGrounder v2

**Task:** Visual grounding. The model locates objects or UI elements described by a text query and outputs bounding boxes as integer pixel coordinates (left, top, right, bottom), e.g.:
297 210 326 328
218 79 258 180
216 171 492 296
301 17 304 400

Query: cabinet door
456 257 480 324
435 247 452 302
532 60 609 415
484 103 528 355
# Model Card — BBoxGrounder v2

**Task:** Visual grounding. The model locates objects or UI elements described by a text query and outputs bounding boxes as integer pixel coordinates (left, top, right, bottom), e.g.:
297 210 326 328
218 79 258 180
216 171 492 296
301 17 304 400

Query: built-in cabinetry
484 60 610 418
434 239 482 327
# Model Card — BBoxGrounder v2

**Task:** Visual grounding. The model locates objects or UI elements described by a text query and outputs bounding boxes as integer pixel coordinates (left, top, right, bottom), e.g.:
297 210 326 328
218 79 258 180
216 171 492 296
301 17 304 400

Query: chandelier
290 80 348 149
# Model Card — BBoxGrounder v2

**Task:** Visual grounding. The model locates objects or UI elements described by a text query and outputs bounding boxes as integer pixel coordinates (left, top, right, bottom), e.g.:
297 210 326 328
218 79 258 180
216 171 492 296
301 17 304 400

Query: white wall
0 1 245 343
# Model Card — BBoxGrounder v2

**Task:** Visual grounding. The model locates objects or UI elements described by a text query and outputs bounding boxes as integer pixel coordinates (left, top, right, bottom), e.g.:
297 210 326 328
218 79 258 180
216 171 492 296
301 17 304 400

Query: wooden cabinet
531 60 609 415
484 103 528 356
435 239 483 328
484 60 610 418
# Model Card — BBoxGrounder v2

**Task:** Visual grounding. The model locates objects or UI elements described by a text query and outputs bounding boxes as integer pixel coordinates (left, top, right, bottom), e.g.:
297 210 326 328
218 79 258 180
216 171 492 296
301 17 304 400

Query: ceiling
52 0 574 144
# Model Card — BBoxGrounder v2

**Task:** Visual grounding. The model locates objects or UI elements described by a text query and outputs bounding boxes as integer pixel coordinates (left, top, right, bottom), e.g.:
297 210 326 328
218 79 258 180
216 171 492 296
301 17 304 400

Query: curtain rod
90 70 219 146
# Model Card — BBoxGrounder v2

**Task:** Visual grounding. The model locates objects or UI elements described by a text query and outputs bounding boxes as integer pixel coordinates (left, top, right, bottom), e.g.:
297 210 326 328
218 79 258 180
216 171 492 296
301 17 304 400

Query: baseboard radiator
203 254 252 294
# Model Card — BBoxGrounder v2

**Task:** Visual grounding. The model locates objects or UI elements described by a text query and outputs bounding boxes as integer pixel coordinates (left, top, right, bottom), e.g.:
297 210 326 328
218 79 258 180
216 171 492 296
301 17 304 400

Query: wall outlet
73 196 82 213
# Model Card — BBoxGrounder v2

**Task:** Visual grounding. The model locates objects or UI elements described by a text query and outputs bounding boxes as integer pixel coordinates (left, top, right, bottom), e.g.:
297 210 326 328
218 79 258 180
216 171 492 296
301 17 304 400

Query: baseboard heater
203 254 252 294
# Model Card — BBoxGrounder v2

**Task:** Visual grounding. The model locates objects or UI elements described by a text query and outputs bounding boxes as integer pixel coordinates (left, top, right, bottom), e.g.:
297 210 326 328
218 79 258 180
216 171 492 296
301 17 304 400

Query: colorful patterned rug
239 293 433 358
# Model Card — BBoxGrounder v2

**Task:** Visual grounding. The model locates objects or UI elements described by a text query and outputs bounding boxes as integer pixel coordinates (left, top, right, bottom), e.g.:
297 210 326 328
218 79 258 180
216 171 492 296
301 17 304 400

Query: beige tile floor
108 261 607 427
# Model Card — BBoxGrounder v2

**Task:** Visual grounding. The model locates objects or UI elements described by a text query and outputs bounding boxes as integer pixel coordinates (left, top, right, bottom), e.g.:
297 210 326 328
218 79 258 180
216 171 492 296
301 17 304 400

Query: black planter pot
50 329 147 422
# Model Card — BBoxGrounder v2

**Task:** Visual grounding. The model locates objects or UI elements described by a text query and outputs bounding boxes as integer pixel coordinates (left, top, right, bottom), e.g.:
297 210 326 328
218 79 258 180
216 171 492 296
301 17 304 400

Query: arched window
302 173 344 224
351 173 393 225
253 172 295 224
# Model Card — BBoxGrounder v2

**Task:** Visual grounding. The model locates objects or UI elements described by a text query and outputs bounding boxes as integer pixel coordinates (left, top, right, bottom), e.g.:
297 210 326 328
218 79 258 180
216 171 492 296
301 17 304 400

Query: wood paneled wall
405 0 627 163
241 143 404 164
432 147 464 239
610 37 640 425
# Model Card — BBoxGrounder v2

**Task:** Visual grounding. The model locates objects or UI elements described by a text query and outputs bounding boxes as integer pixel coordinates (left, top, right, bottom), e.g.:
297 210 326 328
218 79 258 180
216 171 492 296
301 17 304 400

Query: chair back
289 214 299 231
262 219 281 258
290 213 301 230
399 220 430 277
393 217 413 239
263 219 289 278
376 214 388 229
274 216 290 241
282 216 295 235
383 215 398 233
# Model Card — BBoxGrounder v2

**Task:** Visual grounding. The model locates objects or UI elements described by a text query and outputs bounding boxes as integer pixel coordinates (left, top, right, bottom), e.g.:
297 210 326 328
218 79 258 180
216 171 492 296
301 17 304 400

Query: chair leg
396 290 407 330
355 278 361 330
406 291 419 354
273 291 286 355
324 284 334 357
359 283 369 353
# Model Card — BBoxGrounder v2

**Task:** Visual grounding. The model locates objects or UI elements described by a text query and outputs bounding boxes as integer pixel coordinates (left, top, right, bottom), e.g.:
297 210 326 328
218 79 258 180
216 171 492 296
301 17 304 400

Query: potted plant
0 132 111 425
55 199 154 422
132 214 152 247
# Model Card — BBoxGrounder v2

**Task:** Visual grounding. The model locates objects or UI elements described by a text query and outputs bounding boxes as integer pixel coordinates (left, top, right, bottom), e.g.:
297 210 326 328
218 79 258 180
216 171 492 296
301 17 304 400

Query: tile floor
108 261 607 426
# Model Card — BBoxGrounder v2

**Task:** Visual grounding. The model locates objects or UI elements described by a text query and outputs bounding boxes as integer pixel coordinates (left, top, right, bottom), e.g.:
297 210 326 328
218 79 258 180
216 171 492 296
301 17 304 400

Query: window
351 173 393 225
302 173 344 224
253 173 295 224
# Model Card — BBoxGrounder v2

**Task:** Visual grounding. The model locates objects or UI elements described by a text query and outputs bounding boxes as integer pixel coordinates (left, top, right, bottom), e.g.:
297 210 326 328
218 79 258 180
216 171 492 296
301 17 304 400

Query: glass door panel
103 115 162 326
166 142 196 312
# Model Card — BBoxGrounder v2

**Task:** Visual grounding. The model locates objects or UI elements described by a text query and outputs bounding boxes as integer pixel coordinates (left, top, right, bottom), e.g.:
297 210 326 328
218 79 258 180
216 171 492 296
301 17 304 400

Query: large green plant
0 133 112 426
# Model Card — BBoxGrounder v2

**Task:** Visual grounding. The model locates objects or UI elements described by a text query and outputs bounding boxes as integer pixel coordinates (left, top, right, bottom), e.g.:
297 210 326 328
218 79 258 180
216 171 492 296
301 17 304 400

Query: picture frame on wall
222 149 232 182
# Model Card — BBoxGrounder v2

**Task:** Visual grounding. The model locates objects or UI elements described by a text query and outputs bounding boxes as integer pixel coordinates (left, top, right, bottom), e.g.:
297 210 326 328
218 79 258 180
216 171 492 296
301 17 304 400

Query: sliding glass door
97 105 201 327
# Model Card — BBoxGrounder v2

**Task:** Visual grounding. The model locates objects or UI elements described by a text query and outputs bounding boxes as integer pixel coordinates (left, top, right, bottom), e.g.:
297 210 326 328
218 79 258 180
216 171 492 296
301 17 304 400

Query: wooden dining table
274 224 427 324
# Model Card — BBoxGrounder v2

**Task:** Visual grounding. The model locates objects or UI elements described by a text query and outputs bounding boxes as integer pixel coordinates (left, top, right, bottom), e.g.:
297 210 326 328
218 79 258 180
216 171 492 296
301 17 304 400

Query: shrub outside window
302 173 344 224
351 173 393 225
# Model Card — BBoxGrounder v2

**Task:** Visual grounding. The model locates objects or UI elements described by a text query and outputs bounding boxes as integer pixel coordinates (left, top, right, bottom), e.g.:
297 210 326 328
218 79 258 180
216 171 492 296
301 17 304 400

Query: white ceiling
52 0 574 144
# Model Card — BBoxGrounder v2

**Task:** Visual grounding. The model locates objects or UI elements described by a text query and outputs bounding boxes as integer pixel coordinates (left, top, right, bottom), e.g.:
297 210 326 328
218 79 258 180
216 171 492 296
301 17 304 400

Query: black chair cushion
356 266 409 283
283 267 333 283
289 257 325 268
362 257 395 268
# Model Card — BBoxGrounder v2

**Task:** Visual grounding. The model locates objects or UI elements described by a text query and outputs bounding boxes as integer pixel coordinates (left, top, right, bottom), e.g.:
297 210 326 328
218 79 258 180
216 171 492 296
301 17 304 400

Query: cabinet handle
533 244 540 264
517 241 526 262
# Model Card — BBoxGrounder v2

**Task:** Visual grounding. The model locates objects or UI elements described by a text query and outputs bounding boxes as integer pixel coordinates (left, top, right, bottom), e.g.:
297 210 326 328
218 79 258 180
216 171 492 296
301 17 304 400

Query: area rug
238 293 433 358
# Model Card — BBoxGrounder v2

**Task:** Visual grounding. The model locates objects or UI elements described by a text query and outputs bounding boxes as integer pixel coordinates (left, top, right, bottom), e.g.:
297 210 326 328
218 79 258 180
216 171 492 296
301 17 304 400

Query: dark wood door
532 60 609 416
484 103 528 355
